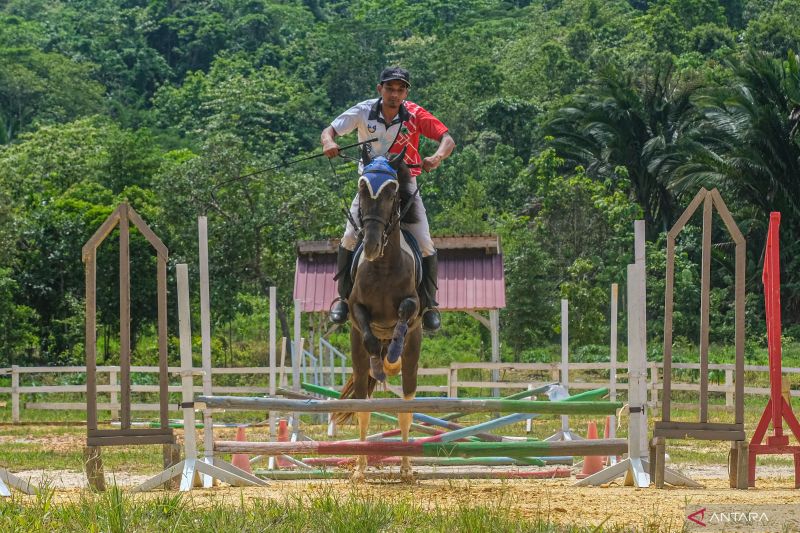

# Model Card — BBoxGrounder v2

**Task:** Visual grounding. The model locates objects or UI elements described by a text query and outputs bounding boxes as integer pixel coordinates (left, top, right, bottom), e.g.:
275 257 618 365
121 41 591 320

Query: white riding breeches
341 192 435 256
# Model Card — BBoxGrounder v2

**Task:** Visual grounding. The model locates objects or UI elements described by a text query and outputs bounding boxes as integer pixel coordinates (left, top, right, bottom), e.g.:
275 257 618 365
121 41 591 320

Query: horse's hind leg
387 297 418 364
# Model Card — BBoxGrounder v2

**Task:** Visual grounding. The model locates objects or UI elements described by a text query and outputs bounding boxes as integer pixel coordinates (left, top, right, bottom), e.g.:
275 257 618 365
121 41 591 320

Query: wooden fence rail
1 362 799 423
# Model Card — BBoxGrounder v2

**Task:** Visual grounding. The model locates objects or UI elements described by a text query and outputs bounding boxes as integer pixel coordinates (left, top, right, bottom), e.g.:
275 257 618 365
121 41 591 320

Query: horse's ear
388 147 407 170
361 144 372 166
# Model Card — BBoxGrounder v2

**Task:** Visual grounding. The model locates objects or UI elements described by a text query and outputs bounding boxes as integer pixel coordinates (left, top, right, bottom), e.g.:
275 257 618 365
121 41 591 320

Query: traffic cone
231 426 253 474
575 421 604 479
276 418 292 468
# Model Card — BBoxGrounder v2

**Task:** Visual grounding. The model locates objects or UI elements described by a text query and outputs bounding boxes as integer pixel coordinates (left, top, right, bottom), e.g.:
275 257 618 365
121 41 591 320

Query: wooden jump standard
215 438 629 458
82 203 177 491
654 188 748 489
194 396 622 415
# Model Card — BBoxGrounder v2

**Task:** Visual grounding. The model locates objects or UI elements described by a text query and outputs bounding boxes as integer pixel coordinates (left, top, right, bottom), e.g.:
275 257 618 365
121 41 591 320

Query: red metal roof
294 237 506 313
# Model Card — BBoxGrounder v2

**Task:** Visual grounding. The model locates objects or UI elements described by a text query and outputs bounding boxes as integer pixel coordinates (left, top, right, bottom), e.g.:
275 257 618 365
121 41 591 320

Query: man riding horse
321 66 456 332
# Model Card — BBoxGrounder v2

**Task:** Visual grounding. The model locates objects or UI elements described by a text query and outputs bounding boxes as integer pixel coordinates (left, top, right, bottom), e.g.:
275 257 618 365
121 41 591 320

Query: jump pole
133 264 265 492
196 396 622 415
256 469 572 481
300 381 557 441
215 438 629 458
301 456 569 467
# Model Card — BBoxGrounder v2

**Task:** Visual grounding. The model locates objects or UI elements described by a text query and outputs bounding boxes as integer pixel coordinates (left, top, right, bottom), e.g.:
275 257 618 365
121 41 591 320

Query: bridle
359 187 401 258
356 165 402 258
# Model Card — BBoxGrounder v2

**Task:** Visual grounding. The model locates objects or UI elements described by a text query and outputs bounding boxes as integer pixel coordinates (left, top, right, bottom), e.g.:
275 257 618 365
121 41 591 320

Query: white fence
1 361 798 423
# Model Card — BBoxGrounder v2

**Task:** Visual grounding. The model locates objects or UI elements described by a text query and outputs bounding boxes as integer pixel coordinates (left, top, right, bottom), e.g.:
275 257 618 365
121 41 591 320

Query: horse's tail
333 374 378 425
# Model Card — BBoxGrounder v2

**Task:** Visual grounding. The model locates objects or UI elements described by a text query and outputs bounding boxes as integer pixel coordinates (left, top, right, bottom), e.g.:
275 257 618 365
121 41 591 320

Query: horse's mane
396 162 420 225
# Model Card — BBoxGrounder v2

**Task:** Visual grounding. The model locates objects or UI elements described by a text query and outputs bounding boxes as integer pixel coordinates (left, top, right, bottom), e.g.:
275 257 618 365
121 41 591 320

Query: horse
335 147 423 482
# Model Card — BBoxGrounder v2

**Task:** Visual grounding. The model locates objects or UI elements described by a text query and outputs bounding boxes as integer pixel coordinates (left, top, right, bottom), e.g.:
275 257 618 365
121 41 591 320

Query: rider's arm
321 126 340 158
422 133 455 172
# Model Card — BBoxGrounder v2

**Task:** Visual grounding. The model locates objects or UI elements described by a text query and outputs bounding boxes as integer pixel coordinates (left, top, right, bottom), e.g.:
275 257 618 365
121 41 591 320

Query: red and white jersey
330 98 449 178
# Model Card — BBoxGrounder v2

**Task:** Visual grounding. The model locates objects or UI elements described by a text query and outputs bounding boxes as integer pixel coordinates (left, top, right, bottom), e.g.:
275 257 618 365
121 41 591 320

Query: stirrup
422 307 441 332
329 297 349 324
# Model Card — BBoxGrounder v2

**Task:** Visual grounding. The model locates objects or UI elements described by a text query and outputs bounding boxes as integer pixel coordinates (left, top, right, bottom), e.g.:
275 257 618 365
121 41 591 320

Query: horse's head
358 146 409 260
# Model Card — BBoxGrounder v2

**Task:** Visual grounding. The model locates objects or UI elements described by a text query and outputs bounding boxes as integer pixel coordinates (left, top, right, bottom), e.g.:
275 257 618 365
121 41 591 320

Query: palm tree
672 49 800 320
544 60 699 235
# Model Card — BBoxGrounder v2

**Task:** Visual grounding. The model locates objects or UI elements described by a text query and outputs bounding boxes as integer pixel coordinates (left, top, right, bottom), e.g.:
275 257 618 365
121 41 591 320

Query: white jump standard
133 264 265 492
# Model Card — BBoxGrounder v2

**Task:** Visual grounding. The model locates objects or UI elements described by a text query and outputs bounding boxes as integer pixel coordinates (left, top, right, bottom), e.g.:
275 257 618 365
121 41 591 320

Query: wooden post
560 299 569 434
109 369 118 421
279 337 288 388
448 366 458 398
609 284 618 439
157 254 169 430
177 264 200 488
725 369 733 408
699 195 712 424
632 220 648 459
11 366 19 424
85 247 98 432
649 362 659 407
198 217 215 486
490 309 500 398
269 286 277 437
119 204 131 430
84 446 105 492
293 299 302 391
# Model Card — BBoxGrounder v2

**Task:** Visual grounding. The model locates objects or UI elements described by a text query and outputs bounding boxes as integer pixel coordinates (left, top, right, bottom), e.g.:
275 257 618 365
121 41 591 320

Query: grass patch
0 484 678 532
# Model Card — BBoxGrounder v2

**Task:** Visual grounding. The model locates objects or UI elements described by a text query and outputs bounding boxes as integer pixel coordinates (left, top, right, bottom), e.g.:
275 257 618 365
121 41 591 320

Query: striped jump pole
430 388 610 444
215 438 628 458
255 469 572 481
290 385 475 439
302 382 503 441
301 456 571 467
196 396 622 415
301 381 555 422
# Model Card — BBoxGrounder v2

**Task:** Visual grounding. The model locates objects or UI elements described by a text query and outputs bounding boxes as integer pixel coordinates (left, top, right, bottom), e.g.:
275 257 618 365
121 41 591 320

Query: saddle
350 229 423 288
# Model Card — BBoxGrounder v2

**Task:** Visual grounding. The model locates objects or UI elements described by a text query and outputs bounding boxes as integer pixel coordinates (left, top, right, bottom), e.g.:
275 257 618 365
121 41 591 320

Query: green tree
544 60 699 234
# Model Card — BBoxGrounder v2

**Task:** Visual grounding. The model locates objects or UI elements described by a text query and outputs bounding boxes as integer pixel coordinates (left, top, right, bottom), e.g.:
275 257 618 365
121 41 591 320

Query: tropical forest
2 0 799 370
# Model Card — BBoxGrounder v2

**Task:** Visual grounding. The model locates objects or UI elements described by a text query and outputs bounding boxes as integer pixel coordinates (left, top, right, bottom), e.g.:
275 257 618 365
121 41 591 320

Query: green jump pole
197 396 622 415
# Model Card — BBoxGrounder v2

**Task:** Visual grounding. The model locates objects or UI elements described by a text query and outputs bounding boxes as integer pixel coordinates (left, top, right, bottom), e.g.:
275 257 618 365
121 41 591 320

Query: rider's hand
323 142 340 159
422 154 442 172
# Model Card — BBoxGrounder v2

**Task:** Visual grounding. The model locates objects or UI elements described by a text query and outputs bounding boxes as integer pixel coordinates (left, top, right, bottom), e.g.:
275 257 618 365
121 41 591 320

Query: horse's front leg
387 297 418 364
349 334 372 483
399 391 416 482
352 303 385 382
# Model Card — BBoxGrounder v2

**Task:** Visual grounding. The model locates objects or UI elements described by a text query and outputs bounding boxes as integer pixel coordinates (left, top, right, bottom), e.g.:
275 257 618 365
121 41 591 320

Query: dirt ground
12 463 800 531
